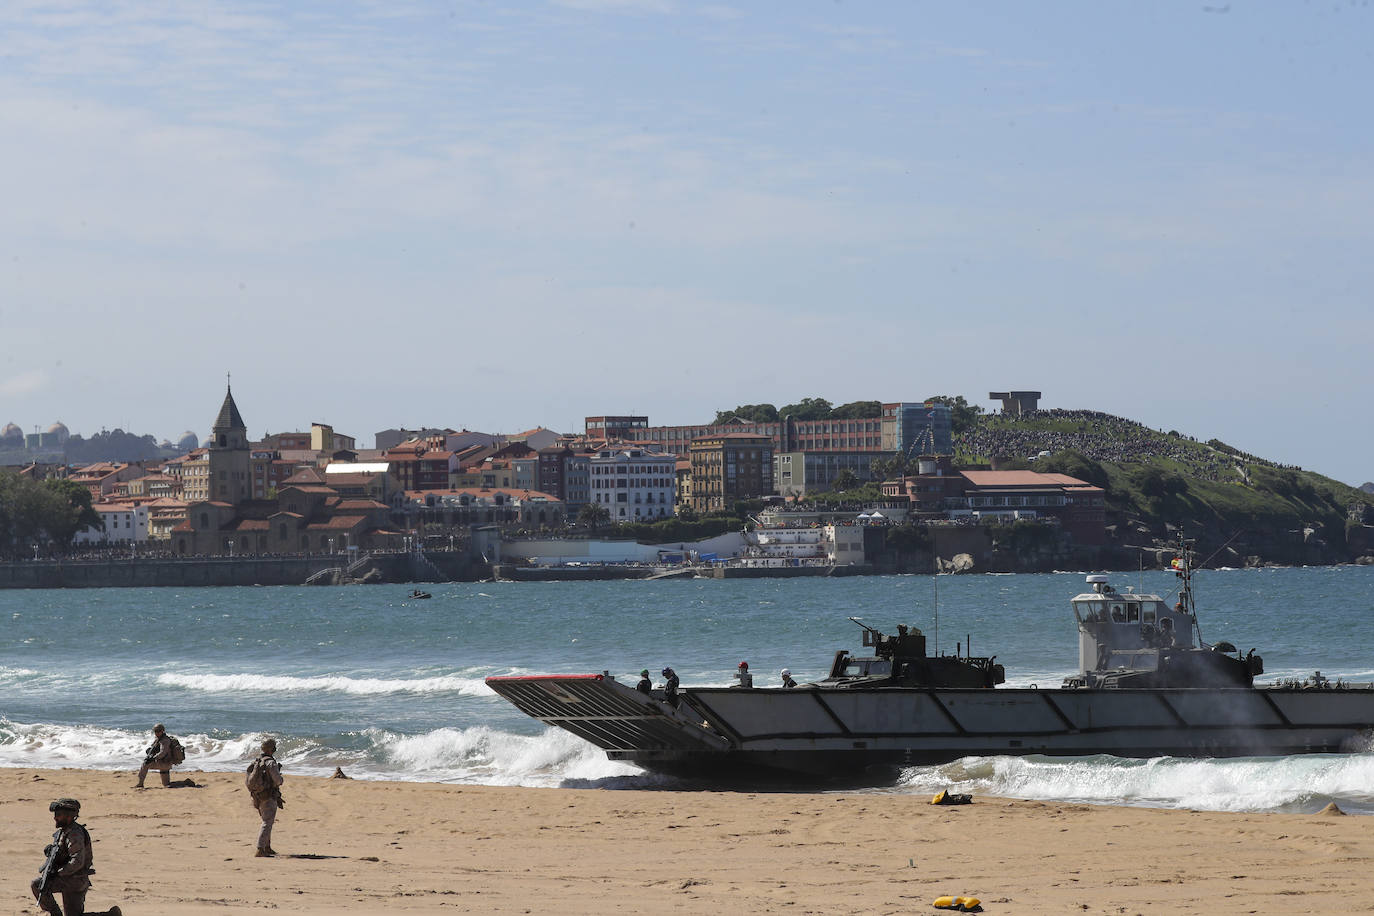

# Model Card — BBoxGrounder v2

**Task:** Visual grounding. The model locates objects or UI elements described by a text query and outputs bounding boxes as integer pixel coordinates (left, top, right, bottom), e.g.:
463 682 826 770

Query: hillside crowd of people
955 409 1289 483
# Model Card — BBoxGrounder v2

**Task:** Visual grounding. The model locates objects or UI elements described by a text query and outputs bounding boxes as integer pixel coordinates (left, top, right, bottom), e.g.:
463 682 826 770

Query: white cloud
0 370 50 398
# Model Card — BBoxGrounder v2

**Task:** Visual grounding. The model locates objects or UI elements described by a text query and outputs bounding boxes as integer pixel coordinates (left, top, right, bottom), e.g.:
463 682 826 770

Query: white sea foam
369 725 638 786
158 671 495 696
0 717 638 787
896 751 1374 813
0 718 266 771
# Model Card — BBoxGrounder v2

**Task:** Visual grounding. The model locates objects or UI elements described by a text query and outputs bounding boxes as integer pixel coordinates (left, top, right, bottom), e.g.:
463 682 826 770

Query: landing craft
486 539 1374 780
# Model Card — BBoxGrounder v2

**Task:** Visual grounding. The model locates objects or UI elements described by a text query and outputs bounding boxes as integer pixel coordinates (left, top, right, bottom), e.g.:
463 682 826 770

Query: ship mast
1172 537 1202 644
932 559 940 655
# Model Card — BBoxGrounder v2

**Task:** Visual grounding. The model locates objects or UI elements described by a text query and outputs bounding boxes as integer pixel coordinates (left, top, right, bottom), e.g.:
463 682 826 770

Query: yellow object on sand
931 790 948 804
933 895 982 911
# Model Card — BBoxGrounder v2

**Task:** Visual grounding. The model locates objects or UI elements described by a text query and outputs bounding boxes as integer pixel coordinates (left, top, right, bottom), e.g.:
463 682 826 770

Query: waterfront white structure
589 446 676 521
74 503 150 545
734 523 867 567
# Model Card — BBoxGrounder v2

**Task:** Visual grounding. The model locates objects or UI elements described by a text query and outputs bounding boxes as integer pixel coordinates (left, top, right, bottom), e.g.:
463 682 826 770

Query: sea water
3 565 1373 813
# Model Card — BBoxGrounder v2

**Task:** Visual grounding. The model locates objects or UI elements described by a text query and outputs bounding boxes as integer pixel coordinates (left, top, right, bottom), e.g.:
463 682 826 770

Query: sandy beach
2 765 1370 915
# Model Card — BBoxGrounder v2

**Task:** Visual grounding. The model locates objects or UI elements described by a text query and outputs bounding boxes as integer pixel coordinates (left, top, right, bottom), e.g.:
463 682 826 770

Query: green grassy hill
955 410 1374 565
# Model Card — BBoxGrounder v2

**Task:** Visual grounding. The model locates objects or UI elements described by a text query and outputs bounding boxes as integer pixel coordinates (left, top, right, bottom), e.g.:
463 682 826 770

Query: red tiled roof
324 473 377 487
960 471 1092 488
335 498 387 510
403 487 560 502
305 515 368 531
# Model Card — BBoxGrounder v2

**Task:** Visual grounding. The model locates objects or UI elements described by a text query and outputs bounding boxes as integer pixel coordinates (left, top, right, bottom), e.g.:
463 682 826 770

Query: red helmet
738 661 748 669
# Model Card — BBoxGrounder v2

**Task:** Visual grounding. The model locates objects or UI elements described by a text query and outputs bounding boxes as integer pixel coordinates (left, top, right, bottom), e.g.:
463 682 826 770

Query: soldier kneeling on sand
135 723 174 789
31 797 122 916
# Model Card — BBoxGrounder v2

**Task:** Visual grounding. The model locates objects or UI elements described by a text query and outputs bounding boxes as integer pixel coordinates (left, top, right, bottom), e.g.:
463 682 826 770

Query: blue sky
3 1 1371 483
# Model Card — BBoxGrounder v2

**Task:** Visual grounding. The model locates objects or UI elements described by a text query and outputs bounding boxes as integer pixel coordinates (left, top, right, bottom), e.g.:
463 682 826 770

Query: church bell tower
207 382 252 505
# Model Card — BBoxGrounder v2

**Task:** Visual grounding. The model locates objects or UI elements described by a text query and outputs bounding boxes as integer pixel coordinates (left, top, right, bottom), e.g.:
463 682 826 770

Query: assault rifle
36 828 65 896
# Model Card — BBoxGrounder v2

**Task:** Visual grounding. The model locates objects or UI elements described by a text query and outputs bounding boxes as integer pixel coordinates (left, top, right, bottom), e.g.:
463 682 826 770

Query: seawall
0 551 489 589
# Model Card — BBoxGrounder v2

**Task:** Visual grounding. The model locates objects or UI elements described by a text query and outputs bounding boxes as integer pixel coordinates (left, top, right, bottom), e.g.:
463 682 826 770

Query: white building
589 447 676 521
75 503 150 545
734 523 866 567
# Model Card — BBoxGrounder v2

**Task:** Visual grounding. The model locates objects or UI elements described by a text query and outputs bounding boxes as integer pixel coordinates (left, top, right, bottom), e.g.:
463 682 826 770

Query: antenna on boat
932 558 940 656
1171 535 1204 645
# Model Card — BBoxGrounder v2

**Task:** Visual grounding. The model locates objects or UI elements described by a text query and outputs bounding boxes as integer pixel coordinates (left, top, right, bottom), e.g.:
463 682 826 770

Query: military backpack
245 755 274 793
167 735 186 765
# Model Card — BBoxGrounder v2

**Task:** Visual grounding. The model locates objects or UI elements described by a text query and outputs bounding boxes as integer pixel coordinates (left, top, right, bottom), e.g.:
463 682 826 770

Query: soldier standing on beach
247 738 285 857
134 723 173 789
31 797 123 916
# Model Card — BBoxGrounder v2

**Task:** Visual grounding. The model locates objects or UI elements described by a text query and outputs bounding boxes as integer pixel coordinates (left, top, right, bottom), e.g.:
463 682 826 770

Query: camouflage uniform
31 800 93 916
135 729 173 788
250 751 285 855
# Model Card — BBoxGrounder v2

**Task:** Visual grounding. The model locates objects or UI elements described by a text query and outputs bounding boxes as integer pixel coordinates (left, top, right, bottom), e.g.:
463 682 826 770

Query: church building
172 385 400 556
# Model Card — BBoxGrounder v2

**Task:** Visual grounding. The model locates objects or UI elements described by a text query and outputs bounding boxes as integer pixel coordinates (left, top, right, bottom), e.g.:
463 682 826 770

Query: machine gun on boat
823 617 1005 689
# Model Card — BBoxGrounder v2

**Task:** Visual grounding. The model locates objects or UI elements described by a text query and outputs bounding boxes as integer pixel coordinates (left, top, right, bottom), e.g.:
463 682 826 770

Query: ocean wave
157 671 496 696
895 751 1374 814
366 725 640 786
0 718 639 788
0 718 267 771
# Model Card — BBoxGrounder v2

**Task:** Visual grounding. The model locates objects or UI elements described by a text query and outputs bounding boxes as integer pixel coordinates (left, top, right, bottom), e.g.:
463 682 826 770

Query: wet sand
2 766 1369 914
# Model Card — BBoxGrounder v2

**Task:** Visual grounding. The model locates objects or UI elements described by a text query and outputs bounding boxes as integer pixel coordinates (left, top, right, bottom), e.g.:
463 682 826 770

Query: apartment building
689 433 774 515
589 446 676 521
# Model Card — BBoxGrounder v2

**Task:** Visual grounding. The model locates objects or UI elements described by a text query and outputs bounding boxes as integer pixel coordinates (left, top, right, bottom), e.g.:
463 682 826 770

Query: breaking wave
895 751 1374 814
157 671 495 697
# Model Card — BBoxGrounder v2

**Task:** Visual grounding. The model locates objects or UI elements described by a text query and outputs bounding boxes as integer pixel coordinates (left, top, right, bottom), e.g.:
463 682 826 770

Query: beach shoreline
2 765 1370 915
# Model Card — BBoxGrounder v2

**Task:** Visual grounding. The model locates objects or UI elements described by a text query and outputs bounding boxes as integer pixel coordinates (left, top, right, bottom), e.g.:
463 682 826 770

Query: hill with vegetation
952 409 1374 566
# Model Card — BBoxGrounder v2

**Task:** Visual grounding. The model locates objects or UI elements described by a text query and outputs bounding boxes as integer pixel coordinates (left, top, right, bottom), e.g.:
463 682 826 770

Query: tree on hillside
924 394 983 434
711 404 779 425
1036 450 1110 489
779 397 833 421
829 400 882 419
710 398 882 424
64 429 164 463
